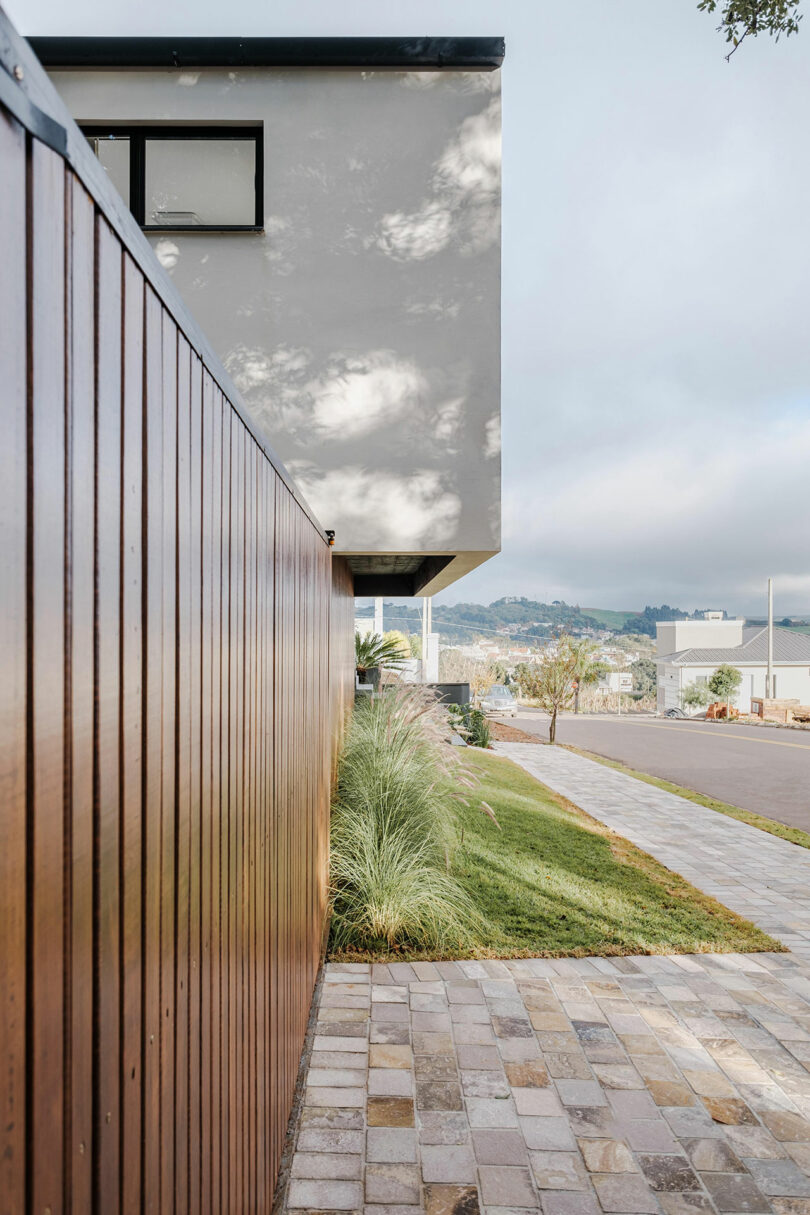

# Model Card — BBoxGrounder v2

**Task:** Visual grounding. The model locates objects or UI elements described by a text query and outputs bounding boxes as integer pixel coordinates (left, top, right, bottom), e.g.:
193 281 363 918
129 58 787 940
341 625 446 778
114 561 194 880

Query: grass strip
562 741 810 851
331 748 781 962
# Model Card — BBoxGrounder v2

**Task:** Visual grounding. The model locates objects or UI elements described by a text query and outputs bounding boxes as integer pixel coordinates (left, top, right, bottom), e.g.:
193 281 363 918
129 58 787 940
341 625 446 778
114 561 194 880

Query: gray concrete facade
47 58 502 594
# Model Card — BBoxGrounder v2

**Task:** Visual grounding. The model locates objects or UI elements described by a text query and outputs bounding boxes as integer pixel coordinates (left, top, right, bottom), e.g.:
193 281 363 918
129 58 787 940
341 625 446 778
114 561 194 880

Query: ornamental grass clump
329 685 481 954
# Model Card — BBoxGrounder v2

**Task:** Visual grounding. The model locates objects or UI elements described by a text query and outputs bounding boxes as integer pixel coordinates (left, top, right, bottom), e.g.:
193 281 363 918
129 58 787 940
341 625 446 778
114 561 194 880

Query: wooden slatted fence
0 25 354 1215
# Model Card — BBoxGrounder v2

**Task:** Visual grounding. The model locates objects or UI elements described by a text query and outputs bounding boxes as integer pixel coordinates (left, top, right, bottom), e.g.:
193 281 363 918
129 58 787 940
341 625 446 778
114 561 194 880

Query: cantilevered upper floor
32 35 504 596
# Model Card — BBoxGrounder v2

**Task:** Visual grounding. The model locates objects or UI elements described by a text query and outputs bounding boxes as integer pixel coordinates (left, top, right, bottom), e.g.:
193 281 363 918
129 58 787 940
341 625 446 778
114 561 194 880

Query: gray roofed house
658 625 810 667
655 619 810 714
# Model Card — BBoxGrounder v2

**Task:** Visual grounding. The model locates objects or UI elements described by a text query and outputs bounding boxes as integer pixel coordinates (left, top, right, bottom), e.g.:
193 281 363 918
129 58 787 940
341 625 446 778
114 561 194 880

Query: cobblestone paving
283 746 810 1212
493 743 810 959
286 953 810 1215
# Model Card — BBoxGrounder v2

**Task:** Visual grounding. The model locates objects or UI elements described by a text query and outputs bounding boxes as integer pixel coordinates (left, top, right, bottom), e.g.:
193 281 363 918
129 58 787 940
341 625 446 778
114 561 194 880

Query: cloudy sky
15 0 810 615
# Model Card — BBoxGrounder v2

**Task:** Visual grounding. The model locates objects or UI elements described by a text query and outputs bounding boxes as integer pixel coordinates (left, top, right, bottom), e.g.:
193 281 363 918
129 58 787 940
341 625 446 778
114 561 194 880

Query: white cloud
493 416 810 613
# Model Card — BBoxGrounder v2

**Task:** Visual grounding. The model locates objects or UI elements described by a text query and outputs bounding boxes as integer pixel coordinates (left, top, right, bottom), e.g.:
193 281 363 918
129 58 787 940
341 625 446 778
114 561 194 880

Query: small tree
518 635 579 743
708 664 743 718
681 681 711 713
569 639 608 714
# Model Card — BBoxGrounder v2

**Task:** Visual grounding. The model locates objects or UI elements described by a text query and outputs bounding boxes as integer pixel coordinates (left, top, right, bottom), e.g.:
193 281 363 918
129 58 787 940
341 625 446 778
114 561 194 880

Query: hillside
355 598 720 644
581 608 639 630
356 597 652 644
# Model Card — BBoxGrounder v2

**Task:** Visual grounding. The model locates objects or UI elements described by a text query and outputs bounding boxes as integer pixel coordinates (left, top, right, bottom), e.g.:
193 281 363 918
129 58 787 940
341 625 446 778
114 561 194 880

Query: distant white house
655 619 810 713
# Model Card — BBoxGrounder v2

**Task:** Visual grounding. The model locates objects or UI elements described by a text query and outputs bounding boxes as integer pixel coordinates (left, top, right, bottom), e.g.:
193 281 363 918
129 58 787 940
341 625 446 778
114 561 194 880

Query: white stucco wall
656 619 744 656
47 66 502 584
657 662 810 713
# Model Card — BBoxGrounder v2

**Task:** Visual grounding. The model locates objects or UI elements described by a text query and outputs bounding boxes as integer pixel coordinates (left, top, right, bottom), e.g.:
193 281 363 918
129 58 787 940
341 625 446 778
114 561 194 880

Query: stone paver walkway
282 745 810 1214
286 952 810 1215
494 744 810 959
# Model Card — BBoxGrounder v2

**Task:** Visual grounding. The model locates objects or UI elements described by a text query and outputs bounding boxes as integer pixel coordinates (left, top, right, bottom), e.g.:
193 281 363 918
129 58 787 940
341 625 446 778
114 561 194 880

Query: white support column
766 577 774 699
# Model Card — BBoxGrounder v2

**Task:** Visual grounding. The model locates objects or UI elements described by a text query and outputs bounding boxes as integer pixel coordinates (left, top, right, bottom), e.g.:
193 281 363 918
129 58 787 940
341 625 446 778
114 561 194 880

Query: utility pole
766 577 774 699
421 596 429 683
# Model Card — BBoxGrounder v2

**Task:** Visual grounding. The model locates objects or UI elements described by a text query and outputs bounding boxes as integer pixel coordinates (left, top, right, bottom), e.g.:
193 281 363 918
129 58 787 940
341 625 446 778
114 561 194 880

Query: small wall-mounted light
325 530 335 547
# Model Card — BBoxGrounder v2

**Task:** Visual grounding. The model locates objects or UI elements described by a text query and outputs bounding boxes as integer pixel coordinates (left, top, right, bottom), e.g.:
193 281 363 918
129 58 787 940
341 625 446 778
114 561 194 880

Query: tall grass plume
329 686 482 954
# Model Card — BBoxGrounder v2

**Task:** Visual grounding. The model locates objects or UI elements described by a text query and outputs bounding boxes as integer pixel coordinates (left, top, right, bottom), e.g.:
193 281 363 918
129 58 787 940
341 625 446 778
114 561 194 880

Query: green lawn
563 742 810 851
582 607 639 630
444 749 781 959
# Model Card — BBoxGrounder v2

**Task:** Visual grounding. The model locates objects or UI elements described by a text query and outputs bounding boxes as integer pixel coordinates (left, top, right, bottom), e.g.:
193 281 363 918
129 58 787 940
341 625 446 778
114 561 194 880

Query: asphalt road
511 709 810 833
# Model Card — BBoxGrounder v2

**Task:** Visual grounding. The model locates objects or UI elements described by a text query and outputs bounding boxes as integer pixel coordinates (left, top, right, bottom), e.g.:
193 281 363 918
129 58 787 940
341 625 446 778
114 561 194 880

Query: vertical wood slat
159 315 178 1215
121 253 144 1215
199 374 213 1215
95 217 123 1215
175 336 191 1215
29 138 66 1215
1 74 357 1215
68 172 96 1215
142 286 164 1215
208 390 223 1215
188 355 202 1215
0 108 27 1215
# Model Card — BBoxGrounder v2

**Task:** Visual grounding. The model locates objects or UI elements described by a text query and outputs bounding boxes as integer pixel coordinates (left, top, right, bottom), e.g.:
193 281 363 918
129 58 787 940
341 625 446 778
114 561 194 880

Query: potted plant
355 631 408 690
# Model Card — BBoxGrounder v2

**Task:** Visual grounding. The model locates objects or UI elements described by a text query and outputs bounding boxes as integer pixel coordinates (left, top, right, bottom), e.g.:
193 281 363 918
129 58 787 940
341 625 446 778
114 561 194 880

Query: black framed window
82 125 263 232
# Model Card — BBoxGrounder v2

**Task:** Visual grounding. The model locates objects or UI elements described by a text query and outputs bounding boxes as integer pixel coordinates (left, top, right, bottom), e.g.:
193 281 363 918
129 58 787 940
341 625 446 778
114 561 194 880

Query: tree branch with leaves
699 0 802 58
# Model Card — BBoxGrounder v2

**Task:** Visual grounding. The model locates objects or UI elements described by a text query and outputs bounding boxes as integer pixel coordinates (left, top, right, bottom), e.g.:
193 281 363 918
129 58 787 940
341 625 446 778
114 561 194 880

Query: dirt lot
488 720 541 744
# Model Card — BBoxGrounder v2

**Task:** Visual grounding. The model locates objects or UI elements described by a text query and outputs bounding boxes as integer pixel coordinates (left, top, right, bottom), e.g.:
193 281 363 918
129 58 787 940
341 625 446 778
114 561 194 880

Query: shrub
448 703 492 749
330 686 480 953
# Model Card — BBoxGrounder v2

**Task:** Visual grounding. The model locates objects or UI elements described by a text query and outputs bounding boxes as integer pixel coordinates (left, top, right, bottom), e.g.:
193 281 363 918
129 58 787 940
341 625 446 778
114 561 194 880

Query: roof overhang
345 550 498 598
28 36 505 72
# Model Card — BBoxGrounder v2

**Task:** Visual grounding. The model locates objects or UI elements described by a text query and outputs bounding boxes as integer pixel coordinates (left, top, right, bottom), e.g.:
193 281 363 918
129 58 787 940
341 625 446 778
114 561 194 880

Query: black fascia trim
82 123 263 229
29 36 505 72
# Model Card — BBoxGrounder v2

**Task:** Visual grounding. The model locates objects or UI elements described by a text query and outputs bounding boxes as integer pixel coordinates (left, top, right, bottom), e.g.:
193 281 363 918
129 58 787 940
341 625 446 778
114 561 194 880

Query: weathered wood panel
0 108 28 1215
0 59 355 1214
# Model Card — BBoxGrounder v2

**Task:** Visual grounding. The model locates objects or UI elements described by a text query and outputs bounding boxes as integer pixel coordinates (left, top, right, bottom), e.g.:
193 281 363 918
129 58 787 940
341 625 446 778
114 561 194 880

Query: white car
480 685 518 717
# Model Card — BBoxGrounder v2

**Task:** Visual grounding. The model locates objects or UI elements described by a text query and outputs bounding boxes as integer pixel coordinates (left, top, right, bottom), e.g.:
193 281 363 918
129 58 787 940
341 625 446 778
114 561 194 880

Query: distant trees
631 657 657 697
623 606 689 638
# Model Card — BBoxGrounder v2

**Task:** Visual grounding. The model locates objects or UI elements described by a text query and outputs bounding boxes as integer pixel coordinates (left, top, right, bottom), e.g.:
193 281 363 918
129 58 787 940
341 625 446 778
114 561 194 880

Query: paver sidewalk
494 743 810 959
282 744 810 1213
285 952 810 1215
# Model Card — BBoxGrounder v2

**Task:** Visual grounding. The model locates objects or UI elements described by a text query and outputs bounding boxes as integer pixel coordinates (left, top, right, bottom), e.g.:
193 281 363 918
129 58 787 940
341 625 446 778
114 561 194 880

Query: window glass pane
87 135 130 205
145 137 256 227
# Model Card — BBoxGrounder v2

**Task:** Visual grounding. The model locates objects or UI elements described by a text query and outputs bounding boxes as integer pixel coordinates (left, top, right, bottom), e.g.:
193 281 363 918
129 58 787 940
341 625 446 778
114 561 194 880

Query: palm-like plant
355 631 408 677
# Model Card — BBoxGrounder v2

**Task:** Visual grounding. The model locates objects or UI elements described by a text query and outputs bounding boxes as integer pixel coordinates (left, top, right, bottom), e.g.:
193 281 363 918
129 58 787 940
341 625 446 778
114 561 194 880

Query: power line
363 613 551 644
